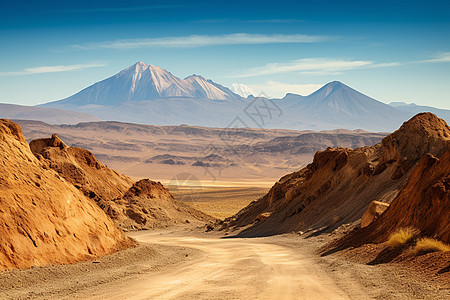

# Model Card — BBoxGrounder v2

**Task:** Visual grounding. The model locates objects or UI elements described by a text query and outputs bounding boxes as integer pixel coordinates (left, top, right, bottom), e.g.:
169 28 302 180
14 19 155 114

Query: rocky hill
29 134 214 230
100 179 214 230
221 113 450 237
325 149 449 252
30 134 133 202
0 119 134 270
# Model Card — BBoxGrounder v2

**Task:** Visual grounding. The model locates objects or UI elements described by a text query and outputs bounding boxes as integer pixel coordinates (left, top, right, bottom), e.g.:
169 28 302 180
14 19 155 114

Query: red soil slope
0 120 134 271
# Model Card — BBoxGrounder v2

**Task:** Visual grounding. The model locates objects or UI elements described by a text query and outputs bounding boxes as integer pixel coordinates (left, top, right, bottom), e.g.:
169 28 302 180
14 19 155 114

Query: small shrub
413 238 450 255
387 227 420 248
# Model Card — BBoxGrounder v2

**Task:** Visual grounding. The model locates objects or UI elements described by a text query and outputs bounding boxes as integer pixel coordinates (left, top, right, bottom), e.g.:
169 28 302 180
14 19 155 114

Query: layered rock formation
30 134 133 202
222 113 450 237
324 149 449 255
30 134 214 230
370 151 449 243
0 120 134 270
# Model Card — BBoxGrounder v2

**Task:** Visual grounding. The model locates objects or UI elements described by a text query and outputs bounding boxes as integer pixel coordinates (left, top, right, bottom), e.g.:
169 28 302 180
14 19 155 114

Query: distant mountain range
0 103 99 124
33 62 450 131
277 81 408 131
389 102 450 121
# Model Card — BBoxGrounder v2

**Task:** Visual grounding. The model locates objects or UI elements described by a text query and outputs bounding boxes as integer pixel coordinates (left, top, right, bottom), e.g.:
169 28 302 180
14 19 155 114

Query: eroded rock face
222 113 450 237
29 133 67 154
324 150 450 254
376 112 450 179
369 151 450 243
99 179 214 230
0 120 134 271
30 135 133 202
30 136 214 231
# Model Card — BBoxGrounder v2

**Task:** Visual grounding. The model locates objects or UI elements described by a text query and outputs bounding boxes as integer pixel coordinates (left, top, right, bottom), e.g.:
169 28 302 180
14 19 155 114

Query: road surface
86 231 353 300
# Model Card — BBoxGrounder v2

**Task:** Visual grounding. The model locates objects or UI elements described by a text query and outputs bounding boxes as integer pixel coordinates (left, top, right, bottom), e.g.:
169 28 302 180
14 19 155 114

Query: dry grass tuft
387 227 420 248
413 238 450 255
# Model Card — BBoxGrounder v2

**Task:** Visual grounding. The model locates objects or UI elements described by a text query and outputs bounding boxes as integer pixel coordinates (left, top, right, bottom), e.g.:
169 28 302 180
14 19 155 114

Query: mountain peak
48 62 241 106
327 80 345 87
185 74 206 81
127 61 149 74
308 81 349 100
132 62 166 73
322 81 347 91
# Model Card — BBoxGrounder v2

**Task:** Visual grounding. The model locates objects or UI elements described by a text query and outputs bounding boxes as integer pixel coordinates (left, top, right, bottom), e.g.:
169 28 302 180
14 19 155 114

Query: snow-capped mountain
230 83 258 98
46 62 241 107
41 63 445 131
184 74 240 100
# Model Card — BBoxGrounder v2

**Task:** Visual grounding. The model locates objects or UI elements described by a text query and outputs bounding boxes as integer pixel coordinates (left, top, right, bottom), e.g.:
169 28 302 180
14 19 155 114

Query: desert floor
2 227 449 300
1 186 449 300
170 185 270 219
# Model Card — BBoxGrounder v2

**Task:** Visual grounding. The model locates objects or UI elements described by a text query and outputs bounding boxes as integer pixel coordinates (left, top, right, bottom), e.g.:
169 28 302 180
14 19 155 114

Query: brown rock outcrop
30 135 214 230
324 149 450 255
0 120 134 271
30 135 133 202
361 201 389 228
99 179 214 230
222 113 449 237
372 151 450 242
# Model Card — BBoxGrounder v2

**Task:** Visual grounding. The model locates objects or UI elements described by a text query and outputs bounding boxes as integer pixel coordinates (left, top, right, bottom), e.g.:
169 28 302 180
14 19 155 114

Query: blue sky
0 0 449 108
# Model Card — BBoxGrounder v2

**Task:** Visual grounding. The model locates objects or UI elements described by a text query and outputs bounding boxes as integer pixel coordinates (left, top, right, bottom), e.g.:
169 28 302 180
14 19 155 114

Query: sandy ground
2 229 448 300
171 186 269 219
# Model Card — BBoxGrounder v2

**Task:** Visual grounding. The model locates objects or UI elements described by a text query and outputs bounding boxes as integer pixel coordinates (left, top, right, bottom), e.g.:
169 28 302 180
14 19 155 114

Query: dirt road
3 230 447 299
81 231 353 300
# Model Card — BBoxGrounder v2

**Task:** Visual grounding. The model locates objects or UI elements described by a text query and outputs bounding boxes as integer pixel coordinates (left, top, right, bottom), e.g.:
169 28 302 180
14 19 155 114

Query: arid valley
1 1 450 299
1 111 449 299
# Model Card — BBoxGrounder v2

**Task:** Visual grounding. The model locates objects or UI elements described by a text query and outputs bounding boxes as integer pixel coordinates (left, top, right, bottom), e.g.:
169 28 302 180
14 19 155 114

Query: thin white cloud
0 63 106 76
423 52 450 63
246 19 305 23
239 81 324 98
68 5 188 13
193 19 304 24
72 33 328 50
235 58 401 77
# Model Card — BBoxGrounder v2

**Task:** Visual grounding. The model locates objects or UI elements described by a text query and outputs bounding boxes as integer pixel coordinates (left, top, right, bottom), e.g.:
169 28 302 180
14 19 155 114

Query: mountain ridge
46 62 242 107
40 62 449 131
0 103 100 125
